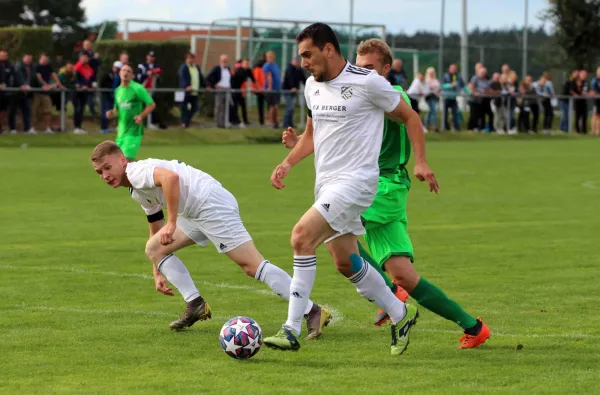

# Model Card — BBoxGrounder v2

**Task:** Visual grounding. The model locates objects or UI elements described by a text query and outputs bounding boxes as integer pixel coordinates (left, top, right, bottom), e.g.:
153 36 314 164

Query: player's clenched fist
282 127 298 149
271 162 291 189
160 222 176 245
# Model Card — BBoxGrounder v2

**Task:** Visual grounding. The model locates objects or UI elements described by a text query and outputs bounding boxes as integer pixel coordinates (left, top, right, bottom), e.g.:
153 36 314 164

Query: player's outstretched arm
271 116 314 189
385 99 440 193
153 168 180 244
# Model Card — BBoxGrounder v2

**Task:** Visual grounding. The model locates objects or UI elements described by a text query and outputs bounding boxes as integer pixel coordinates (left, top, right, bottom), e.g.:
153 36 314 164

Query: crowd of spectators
2 40 600 135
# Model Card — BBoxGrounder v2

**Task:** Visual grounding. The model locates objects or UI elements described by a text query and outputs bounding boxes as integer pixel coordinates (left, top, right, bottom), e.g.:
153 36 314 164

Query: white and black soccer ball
219 316 263 359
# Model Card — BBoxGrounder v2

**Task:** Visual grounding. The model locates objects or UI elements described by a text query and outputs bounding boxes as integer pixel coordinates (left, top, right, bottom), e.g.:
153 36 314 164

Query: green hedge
0 27 53 61
95 40 212 121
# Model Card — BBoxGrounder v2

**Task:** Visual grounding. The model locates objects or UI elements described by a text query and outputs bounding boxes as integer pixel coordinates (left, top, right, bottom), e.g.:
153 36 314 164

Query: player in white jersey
263 23 438 355
89 140 331 336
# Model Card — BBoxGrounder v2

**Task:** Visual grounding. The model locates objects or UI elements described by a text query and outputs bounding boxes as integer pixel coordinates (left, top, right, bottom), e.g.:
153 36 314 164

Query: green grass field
1 133 600 394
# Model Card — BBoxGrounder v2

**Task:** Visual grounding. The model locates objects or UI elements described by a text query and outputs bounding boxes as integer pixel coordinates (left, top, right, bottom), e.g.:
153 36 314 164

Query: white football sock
157 254 200 302
255 260 314 314
284 256 317 335
350 257 406 324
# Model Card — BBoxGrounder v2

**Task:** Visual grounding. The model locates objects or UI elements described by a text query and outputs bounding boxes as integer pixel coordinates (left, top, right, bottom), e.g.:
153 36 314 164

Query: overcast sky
82 0 549 34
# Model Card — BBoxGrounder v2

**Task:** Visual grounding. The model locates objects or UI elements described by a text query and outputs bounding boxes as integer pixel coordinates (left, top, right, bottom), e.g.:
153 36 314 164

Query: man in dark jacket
178 53 206 128
230 58 255 126
0 48 25 134
136 51 166 129
11 53 34 134
281 57 306 128
99 60 122 133
206 54 232 128
79 39 100 117
387 59 408 89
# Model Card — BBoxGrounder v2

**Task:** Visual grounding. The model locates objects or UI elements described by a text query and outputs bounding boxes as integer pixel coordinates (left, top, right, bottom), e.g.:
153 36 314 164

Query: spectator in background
535 72 555 135
591 67 600 136
518 75 537 134
494 73 508 133
206 54 232 128
263 50 281 129
178 53 205 128
281 57 306 129
387 58 408 89
573 69 590 134
252 54 266 126
406 71 426 113
137 51 166 129
501 63 511 77
441 63 464 131
489 72 503 133
230 58 255 127
58 61 78 125
73 52 95 134
468 66 491 132
10 53 33 134
560 69 578 132
80 39 100 117
424 66 440 132
33 53 63 134
100 60 122 133
0 48 17 134
505 71 519 134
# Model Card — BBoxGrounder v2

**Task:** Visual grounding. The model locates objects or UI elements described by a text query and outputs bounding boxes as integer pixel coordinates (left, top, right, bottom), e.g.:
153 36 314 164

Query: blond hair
425 66 436 81
90 140 124 162
356 38 393 67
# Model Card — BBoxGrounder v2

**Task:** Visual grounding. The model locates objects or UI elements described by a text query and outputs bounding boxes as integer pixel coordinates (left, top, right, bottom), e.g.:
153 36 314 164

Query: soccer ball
219 316 263 359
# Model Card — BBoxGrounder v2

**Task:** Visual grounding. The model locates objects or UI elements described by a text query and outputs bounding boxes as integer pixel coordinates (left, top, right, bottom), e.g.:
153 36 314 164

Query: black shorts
266 92 281 106
595 99 600 115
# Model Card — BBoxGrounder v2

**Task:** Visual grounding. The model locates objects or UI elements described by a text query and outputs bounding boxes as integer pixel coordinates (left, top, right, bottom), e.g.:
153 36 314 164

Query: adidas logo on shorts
321 203 330 212
219 243 227 250
291 292 302 298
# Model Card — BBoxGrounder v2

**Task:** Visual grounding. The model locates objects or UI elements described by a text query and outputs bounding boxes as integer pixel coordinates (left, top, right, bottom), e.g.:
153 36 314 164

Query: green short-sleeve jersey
378 85 412 186
114 81 154 137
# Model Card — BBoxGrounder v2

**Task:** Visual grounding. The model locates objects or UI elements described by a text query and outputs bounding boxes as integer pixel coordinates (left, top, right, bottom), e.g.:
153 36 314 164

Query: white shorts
313 182 375 243
177 185 252 253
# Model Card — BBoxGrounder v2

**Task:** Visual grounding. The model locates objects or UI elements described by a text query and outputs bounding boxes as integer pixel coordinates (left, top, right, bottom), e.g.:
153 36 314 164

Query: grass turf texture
1 135 599 394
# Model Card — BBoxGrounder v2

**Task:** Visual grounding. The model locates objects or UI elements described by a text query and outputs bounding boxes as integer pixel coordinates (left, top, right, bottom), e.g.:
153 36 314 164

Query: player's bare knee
145 239 164 264
291 223 317 255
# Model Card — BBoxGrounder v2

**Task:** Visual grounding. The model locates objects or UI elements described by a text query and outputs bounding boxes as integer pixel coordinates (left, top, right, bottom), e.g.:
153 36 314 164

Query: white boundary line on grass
582 181 600 190
2 265 599 340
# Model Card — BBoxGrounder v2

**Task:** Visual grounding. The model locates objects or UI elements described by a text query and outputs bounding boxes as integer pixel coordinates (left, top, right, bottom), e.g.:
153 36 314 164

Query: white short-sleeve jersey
304 61 401 193
126 159 219 218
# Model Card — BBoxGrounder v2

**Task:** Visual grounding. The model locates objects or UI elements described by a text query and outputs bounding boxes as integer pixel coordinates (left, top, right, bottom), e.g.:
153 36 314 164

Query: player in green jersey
106 63 156 161
283 39 490 349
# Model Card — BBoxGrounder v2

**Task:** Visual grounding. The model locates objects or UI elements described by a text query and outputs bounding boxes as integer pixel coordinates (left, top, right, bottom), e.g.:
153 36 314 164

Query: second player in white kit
264 23 434 355
90 141 331 336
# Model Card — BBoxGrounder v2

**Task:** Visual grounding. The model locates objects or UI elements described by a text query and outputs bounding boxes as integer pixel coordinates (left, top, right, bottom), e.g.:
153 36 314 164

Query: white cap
113 60 123 69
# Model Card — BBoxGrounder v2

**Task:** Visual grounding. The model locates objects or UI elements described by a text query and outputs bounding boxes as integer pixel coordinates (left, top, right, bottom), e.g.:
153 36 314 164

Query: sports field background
1 131 599 394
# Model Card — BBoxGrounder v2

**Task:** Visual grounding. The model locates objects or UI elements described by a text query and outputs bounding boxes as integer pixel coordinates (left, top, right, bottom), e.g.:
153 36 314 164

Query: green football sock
410 277 477 330
357 241 396 291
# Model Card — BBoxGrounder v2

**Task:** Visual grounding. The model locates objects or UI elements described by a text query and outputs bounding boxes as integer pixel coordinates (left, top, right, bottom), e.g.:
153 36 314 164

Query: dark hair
296 23 341 54
0 48 7 53
186 52 195 58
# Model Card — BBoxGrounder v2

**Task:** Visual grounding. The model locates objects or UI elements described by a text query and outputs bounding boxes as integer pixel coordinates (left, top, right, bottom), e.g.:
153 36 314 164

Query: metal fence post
505 96 511 132
440 95 445 132
225 90 231 128
60 90 66 132
568 96 574 133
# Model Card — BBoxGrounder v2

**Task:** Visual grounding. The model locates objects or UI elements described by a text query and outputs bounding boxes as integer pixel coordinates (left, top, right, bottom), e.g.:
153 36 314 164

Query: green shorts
362 177 414 268
116 134 142 160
